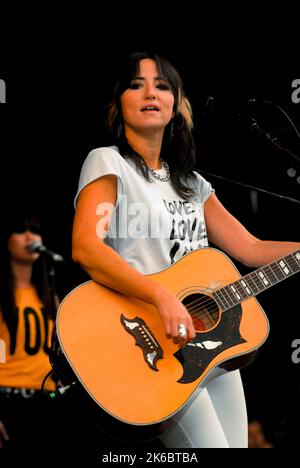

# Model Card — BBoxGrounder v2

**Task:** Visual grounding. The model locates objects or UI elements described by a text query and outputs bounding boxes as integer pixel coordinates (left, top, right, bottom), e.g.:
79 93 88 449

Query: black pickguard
174 304 246 383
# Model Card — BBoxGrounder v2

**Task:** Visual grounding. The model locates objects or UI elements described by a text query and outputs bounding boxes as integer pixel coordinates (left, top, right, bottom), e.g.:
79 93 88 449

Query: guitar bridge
120 314 163 371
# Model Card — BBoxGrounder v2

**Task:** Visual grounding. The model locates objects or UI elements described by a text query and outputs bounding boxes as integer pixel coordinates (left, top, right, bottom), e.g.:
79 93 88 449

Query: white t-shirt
75 146 214 274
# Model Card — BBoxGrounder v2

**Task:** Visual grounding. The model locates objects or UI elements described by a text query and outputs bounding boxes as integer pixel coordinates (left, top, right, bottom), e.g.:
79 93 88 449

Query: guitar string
185 256 299 312
187 287 296 326
186 277 298 329
181 258 299 326
186 278 293 324
185 259 298 315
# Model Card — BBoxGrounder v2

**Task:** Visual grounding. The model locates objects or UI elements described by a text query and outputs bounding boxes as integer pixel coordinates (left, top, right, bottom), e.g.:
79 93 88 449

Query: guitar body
55 247 270 439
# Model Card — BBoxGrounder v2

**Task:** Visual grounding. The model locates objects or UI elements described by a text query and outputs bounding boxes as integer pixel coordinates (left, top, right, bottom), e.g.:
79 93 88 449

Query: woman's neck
10 259 33 288
125 128 163 170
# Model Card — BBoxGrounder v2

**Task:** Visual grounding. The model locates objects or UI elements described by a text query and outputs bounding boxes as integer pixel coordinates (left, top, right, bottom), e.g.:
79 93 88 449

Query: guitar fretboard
213 250 300 311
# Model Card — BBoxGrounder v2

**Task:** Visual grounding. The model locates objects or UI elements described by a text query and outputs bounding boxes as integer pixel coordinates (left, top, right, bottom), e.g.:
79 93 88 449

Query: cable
41 369 55 392
200 170 300 205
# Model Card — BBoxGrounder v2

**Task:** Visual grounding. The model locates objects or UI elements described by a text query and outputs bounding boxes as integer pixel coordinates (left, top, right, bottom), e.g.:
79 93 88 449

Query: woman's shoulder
192 170 207 182
86 145 122 162
191 170 215 202
80 145 127 174
75 146 126 207
192 170 214 186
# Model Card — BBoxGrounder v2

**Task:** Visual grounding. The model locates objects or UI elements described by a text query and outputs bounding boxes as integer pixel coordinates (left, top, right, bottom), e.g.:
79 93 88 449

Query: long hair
0 211 55 352
107 51 197 200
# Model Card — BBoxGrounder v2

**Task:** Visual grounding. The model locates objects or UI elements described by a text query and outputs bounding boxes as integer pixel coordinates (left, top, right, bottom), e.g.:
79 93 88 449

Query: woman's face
120 59 175 135
8 230 42 263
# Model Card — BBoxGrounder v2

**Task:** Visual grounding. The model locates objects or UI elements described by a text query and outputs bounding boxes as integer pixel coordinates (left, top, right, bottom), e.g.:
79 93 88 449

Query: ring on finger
178 323 187 338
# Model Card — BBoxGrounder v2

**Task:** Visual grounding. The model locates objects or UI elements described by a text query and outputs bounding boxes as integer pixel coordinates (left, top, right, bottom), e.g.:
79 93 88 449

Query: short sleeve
193 171 215 203
74 146 125 207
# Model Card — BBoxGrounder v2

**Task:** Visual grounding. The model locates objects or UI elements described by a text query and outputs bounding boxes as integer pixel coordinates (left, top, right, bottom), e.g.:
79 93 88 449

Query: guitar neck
213 250 300 311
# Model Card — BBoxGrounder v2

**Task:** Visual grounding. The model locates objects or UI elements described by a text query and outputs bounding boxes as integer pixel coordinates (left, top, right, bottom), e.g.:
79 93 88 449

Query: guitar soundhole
182 293 220 332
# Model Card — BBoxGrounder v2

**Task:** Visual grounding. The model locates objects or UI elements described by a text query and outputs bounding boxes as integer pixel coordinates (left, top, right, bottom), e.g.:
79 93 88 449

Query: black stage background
0 23 299 448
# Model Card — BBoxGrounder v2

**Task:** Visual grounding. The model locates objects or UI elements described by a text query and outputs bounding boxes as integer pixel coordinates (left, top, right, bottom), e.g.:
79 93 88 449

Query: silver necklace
146 159 171 182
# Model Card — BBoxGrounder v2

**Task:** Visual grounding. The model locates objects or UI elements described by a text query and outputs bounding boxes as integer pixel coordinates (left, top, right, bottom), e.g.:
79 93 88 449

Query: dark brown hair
107 51 197 200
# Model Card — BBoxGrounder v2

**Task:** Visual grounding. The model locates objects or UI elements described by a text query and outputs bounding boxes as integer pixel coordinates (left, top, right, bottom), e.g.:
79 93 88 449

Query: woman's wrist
146 282 170 307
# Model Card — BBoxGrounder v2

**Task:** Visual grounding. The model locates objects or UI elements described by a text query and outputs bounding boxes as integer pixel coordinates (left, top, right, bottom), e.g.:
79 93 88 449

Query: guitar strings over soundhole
182 293 220 332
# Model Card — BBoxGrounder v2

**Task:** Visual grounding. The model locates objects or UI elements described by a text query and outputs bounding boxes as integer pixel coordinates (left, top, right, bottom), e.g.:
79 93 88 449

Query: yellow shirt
0 287 55 390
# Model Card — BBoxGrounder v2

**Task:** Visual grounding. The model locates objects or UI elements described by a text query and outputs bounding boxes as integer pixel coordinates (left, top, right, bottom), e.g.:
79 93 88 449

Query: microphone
203 96 220 113
203 96 262 111
27 241 64 262
202 96 242 115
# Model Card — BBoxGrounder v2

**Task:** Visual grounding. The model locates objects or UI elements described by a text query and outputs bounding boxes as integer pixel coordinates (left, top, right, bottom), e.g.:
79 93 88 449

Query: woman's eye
157 83 170 90
128 81 170 90
129 82 142 89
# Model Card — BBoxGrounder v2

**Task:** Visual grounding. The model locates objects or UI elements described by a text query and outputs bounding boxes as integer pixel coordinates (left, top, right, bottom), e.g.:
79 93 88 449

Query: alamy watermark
291 339 300 364
291 79 300 104
95 196 207 241
0 78 6 103
0 339 6 363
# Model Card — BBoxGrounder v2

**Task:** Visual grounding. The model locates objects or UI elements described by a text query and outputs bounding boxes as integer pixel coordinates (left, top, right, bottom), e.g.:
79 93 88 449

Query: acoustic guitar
54 247 300 439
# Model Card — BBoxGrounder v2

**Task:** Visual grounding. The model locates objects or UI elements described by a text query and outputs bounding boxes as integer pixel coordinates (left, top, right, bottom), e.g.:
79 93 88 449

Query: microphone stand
43 255 59 321
201 115 300 206
245 116 300 165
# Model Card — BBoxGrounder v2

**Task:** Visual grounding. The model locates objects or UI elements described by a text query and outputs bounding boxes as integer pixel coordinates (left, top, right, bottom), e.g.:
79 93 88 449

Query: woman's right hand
152 288 196 345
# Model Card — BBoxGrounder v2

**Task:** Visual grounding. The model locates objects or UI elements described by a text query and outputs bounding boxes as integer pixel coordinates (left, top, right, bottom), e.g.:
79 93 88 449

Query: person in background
0 210 61 447
248 420 273 448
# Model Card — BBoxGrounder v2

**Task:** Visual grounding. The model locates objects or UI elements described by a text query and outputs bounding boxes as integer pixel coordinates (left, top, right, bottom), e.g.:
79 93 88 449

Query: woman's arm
72 175 195 342
204 193 300 268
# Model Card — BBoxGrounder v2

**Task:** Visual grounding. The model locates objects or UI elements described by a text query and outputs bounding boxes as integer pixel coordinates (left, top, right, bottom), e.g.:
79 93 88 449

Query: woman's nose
144 84 157 100
25 230 38 240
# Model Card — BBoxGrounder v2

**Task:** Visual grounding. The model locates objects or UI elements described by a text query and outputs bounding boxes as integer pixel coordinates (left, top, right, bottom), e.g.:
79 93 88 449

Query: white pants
160 371 248 448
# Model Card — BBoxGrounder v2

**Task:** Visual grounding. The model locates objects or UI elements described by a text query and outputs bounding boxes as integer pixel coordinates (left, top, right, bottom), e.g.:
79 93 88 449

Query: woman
72 52 300 448
0 211 58 447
